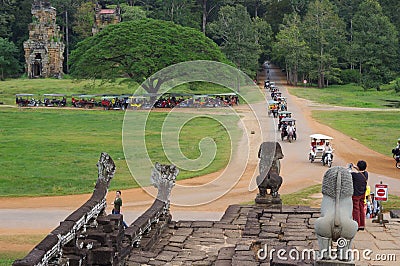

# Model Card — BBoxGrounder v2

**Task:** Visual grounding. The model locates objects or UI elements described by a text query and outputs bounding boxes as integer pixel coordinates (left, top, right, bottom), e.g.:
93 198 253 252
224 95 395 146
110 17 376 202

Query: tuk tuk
267 100 279 117
15 94 40 107
278 111 292 130
43 93 67 107
309 133 334 167
280 118 296 142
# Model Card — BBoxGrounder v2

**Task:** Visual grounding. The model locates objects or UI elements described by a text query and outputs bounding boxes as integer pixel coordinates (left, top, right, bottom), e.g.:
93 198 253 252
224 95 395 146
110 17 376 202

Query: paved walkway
353 214 400 265
125 205 400 265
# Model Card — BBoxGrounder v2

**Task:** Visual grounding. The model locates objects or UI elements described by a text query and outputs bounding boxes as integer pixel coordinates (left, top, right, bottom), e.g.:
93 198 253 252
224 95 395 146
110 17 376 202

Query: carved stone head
151 162 179 202
96 152 116 188
321 166 353 199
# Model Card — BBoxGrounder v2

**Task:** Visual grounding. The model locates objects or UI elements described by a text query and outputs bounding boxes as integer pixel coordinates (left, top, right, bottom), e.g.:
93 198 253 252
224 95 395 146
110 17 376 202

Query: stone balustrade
13 153 177 266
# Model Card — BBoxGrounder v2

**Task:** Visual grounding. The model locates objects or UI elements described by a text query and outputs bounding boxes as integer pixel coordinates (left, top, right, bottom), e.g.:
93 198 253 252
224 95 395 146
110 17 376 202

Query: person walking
112 190 128 228
350 160 368 231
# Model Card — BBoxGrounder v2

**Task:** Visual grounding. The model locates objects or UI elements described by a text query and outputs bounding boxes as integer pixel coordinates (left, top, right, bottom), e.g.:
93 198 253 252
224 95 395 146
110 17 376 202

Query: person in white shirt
321 141 333 163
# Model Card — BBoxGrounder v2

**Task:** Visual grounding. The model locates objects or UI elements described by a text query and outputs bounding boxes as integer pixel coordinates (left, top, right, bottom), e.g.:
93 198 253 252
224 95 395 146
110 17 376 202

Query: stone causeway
126 205 320 265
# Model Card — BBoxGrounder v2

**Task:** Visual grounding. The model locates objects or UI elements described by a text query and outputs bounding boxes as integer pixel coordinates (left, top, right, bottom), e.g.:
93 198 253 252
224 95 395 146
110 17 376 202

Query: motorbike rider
392 139 400 154
321 141 334 163
287 122 295 138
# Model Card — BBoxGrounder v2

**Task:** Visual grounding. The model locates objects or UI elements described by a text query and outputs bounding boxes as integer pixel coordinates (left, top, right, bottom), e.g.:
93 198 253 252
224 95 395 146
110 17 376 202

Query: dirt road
1 67 399 254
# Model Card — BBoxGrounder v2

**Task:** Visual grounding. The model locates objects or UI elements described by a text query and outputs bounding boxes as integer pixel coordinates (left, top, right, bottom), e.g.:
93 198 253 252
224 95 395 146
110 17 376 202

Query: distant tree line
0 0 399 89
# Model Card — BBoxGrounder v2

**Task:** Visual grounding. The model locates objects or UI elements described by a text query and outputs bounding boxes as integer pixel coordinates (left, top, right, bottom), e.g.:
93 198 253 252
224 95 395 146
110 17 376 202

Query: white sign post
375 184 388 201
372 182 389 224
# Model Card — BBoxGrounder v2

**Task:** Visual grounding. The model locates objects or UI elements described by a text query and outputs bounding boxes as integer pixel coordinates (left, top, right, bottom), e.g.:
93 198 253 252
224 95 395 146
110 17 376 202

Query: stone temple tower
23 0 65 78
92 1 121 35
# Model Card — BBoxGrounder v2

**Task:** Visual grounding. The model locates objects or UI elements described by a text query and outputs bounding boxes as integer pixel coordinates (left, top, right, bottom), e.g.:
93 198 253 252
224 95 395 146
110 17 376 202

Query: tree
120 4 147 21
273 12 309 85
208 4 261 76
197 0 222 34
69 19 229 93
51 0 88 72
263 0 295 35
242 0 270 18
196 0 238 34
379 0 400 32
73 1 95 39
254 16 273 65
150 0 201 30
301 0 346 88
288 0 311 14
5 0 31 63
0 37 21 80
352 0 399 88
0 0 16 38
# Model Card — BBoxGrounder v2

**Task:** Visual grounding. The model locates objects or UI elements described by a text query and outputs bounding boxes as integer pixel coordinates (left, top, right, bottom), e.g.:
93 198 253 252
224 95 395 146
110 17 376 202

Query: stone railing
13 153 178 266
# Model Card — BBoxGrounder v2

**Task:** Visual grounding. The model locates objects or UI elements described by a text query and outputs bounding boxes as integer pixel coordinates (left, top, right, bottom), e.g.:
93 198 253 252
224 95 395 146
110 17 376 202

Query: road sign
375 184 388 201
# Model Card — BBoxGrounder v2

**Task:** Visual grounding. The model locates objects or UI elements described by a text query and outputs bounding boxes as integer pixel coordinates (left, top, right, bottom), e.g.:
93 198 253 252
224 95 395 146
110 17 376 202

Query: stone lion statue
256 171 282 197
258 141 284 175
256 142 284 198
314 166 358 261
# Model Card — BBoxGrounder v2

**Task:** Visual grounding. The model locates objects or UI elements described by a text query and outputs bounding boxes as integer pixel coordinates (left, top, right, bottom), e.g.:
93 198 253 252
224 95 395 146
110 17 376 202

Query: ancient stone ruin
92 2 121 35
23 0 65 79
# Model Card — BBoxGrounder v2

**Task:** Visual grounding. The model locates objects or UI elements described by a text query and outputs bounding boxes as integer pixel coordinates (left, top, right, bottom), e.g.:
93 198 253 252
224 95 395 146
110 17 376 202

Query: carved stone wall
23 0 65 78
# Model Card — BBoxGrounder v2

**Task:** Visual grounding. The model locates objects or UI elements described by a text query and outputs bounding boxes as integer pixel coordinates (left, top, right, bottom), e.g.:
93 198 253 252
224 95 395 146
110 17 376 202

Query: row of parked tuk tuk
264 79 335 167
16 93 132 110
15 92 240 110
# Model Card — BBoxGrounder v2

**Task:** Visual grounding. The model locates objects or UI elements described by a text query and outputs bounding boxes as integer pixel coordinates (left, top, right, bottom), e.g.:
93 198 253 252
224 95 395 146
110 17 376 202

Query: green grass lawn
312 111 400 156
0 107 238 197
281 184 321 206
244 184 400 213
0 233 46 266
288 84 400 108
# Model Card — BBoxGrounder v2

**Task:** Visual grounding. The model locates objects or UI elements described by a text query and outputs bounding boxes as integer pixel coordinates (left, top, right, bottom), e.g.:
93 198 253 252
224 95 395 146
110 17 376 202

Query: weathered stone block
217 247 235 260
215 259 232 266
12 249 46 266
192 221 214 228
390 209 400 218
89 247 115 264
169 235 188 243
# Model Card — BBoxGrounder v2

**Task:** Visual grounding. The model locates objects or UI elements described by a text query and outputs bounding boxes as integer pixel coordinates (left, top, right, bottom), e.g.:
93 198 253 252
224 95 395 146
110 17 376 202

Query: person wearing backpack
350 160 368 231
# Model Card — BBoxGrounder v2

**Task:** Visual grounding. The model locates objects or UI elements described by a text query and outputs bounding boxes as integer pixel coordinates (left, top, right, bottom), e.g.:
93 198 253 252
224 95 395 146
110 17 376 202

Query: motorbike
392 148 400 169
322 150 334 168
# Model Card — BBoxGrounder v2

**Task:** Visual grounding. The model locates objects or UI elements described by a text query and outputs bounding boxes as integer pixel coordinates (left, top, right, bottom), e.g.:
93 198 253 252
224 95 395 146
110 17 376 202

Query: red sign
377 189 385 197
375 184 388 201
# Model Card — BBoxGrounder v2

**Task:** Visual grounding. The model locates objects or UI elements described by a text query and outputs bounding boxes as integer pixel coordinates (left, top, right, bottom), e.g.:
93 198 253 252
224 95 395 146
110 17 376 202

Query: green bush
340 69 360 84
394 79 400 93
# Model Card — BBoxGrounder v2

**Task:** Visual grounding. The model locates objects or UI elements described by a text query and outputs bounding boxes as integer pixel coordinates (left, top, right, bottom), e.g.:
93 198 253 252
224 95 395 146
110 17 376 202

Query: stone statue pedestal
372 212 389 224
255 194 282 209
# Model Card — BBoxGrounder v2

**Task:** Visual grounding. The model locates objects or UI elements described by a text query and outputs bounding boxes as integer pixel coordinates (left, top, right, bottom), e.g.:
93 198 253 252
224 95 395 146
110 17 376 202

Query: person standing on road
350 160 368 231
112 190 128 228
